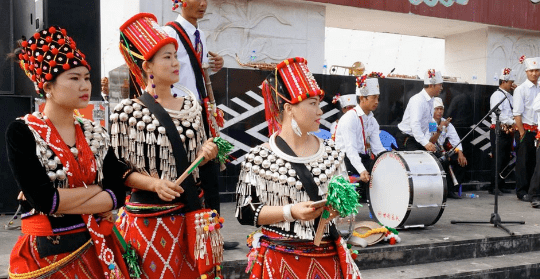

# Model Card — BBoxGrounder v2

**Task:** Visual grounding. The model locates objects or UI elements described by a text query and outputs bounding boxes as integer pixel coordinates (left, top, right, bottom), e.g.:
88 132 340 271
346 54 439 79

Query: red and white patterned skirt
247 229 362 279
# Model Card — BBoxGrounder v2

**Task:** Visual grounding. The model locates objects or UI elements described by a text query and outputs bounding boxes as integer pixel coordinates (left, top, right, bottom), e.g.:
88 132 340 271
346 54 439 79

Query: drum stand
449 96 524 236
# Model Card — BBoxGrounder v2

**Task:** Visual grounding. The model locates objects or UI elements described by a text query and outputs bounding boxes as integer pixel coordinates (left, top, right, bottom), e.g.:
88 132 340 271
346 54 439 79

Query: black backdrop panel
211 69 499 201
0 0 14 94
0 96 33 213
12 0 36 97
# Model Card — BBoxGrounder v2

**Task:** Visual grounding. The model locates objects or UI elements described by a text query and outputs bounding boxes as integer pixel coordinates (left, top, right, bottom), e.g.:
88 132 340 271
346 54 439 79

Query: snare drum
368 151 446 229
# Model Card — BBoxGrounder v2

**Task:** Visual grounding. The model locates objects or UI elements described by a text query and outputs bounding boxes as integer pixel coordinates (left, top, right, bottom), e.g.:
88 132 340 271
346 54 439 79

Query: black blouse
5 119 129 233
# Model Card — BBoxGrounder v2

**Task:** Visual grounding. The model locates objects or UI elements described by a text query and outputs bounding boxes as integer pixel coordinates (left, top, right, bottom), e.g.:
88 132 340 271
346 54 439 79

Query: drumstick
313 175 359 246
174 154 205 186
314 207 334 246
174 137 234 187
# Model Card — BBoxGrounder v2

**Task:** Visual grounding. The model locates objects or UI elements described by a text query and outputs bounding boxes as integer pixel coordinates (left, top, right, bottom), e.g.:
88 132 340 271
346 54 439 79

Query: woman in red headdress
112 13 224 279
6 26 130 278
236 57 362 279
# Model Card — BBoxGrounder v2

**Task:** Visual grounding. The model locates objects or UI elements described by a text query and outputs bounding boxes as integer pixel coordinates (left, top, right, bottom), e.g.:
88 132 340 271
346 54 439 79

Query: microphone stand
448 93 524 236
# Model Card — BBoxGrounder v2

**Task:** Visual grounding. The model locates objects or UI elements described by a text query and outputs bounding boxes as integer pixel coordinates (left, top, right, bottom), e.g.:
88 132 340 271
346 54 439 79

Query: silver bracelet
283 204 295 222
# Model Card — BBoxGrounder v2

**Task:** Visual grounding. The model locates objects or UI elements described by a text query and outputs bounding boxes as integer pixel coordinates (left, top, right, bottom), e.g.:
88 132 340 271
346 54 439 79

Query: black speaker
0 0 14 95
0 95 33 214
13 0 101 100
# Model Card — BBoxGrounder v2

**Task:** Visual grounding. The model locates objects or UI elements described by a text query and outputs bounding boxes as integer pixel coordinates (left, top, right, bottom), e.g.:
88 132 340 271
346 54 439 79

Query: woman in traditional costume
7 26 130 278
112 13 224 279
236 57 362 279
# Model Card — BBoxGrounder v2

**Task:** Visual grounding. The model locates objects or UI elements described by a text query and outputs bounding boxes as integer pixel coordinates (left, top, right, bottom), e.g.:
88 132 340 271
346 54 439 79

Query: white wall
101 0 326 76
325 27 445 78
487 26 540 85
445 28 488 84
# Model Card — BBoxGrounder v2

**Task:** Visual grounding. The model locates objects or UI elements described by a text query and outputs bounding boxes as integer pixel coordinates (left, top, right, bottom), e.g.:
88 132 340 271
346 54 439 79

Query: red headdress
261 57 324 135
18 26 89 96
119 13 178 88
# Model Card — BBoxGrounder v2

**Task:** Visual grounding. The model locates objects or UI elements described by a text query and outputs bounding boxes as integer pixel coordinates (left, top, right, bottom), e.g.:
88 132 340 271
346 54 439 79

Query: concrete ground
1 190 540 278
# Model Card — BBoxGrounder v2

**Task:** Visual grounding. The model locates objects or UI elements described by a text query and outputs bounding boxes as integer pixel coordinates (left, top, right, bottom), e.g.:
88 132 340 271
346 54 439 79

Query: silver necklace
268 133 324 164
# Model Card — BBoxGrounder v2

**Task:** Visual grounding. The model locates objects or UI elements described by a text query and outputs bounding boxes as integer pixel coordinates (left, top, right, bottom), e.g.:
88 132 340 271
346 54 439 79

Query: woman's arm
256 202 324 226
55 186 102 213
6 121 65 214
56 191 114 214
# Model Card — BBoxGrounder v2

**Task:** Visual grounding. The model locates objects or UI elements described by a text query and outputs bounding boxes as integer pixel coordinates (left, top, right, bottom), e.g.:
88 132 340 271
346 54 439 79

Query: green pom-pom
326 175 360 217
213 137 234 164
385 226 399 235
322 209 330 219
353 250 359 254
123 243 142 278
347 244 352 249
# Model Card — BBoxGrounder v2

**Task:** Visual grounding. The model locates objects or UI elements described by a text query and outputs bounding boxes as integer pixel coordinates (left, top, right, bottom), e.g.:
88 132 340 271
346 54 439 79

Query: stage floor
1 190 539 278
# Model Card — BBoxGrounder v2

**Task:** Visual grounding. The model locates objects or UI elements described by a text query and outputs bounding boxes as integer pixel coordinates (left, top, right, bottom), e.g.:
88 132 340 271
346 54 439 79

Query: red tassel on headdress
261 79 282 136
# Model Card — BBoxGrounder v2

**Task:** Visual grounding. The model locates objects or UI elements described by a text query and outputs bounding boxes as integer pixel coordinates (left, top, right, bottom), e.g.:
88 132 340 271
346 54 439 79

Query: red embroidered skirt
248 230 361 279
116 212 213 279
9 234 105 279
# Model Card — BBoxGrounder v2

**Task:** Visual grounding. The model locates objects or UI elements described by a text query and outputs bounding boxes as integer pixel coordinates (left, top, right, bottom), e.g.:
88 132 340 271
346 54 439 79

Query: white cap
356 78 380 96
337 94 357 108
499 68 516 81
524 57 540 71
424 69 443 85
433 97 444 109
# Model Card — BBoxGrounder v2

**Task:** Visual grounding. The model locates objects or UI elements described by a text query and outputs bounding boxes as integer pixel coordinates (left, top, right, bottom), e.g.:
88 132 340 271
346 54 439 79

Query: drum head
369 152 411 228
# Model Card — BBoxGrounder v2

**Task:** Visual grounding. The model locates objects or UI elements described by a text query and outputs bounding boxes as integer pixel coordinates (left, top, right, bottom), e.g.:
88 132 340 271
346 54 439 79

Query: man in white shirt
488 68 516 196
335 78 386 201
163 0 236 249
428 97 467 199
513 57 540 201
397 69 443 151
330 94 357 137
527 63 540 207
163 0 224 101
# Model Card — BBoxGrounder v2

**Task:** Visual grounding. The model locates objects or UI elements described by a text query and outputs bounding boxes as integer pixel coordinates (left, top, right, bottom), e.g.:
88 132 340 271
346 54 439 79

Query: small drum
368 151 446 229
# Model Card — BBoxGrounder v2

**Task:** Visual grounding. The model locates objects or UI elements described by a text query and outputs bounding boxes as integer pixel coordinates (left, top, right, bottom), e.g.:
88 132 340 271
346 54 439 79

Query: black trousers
344 153 374 201
443 152 466 193
489 129 514 191
528 145 540 200
199 160 221 214
515 131 536 198
396 132 427 151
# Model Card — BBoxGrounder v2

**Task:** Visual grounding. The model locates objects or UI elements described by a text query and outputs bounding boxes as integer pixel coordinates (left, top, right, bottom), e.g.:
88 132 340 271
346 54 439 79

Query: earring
291 118 302 137
46 93 51 99
149 74 157 99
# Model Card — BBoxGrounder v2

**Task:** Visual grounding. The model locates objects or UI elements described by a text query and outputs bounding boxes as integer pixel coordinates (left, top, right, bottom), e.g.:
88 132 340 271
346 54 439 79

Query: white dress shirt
426 118 463 152
397 89 434 146
513 79 540 125
532 88 540 121
163 15 210 101
490 88 514 125
330 121 338 135
334 105 386 174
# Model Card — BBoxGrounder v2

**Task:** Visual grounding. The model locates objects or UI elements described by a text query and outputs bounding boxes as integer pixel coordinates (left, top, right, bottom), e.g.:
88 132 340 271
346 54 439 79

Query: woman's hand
198 138 218 166
152 178 184 202
291 201 324 221
98 211 115 223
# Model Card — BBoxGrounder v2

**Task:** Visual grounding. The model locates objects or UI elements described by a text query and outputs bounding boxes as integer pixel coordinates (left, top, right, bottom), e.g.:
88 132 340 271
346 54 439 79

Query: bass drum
368 151 446 229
